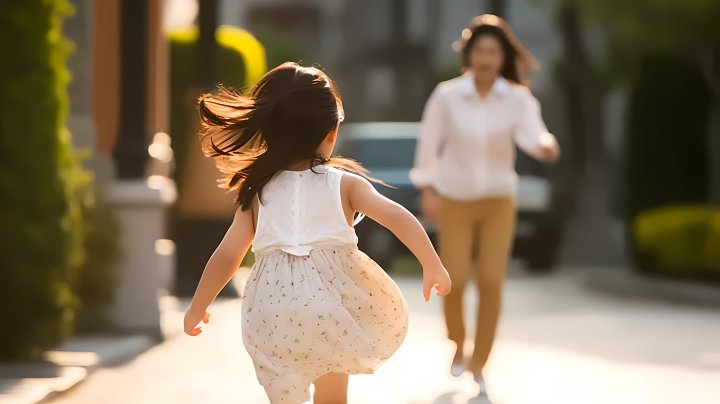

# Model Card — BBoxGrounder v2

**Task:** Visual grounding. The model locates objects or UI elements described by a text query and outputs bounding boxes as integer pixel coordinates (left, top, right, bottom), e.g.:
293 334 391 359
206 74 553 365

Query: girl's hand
423 263 452 302
344 175 449 301
184 306 211 336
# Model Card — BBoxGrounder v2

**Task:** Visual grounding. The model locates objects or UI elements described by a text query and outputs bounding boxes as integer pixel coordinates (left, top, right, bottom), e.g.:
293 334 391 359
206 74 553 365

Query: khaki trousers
438 196 516 372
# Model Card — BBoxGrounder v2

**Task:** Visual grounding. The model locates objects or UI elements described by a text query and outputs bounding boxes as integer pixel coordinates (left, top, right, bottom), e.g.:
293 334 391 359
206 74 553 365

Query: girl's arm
343 175 451 302
183 206 255 336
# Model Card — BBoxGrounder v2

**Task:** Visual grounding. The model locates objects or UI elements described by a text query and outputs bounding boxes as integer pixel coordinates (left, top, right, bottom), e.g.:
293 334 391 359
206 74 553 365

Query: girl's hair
197 62 381 210
456 14 539 85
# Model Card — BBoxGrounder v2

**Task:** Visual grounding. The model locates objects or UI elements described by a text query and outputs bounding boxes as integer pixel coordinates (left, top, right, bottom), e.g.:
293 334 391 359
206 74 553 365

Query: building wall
84 0 168 182
91 0 121 156
149 0 170 137
64 0 96 153
215 0 565 123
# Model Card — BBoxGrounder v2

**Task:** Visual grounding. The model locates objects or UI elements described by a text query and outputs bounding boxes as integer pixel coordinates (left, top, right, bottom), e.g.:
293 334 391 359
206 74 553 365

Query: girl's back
252 165 359 258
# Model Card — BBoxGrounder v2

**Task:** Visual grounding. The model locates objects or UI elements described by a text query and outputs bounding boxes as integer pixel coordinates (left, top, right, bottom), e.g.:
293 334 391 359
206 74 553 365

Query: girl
183 62 452 404
411 15 560 396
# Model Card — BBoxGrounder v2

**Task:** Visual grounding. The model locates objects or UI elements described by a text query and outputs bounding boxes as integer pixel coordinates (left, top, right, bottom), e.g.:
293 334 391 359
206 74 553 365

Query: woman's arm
343 175 451 302
514 89 561 163
410 84 446 189
183 206 255 336
411 84 447 223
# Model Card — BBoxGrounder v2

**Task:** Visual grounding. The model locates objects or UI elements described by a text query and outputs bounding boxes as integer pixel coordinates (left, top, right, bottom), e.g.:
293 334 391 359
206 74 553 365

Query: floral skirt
241 243 409 404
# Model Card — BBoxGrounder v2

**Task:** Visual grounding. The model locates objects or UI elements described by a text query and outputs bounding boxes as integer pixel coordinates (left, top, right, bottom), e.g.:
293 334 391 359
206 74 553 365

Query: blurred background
1 0 719 403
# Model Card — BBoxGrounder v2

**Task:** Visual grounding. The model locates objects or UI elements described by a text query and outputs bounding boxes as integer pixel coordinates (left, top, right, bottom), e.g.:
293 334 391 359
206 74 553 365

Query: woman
410 15 560 395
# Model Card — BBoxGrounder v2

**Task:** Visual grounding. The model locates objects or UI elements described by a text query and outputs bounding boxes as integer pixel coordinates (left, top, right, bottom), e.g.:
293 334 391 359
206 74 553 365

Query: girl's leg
438 197 476 363
313 372 349 404
469 197 516 374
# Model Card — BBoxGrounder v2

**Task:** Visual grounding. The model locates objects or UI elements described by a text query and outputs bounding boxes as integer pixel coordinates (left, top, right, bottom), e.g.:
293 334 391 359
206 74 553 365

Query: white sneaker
450 362 465 377
474 374 488 396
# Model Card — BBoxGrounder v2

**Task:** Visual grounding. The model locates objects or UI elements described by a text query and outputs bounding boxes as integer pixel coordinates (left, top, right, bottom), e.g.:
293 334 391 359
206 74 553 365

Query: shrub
625 53 712 271
0 0 91 360
634 205 720 281
73 191 122 334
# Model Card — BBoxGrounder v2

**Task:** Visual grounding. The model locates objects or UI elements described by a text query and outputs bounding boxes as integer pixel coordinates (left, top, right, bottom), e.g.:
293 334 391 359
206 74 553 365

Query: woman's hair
456 14 539 85
197 62 381 210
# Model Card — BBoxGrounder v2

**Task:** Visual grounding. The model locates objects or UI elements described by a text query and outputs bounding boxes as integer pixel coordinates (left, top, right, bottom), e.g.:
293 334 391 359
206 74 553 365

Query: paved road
48 268 720 404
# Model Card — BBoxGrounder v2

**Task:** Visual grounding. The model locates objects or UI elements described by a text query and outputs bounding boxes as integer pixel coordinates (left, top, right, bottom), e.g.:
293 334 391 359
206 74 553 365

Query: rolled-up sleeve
410 85 446 188
514 89 555 160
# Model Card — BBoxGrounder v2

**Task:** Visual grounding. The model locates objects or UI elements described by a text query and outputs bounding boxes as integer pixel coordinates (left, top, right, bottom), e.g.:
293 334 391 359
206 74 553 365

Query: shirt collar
459 73 511 99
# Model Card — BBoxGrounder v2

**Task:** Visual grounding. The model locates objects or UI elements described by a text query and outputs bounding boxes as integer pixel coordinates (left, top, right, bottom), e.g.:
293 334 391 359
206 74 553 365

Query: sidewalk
0 334 155 404
582 265 720 307
41 267 720 404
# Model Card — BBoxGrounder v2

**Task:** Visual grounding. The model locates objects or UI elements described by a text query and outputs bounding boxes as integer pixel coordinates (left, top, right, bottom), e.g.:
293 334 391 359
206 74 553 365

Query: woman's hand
538 133 560 163
423 263 452 302
420 187 440 224
184 305 211 336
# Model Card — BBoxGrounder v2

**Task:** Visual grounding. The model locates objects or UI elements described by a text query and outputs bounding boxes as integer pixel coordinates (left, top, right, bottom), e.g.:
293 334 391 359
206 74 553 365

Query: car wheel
365 226 395 270
356 222 395 271
514 216 562 272
525 247 557 271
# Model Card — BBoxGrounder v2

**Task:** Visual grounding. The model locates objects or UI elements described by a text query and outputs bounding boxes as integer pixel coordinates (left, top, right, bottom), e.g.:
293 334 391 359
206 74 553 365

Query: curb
0 364 86 404
0 334 156 404
582 267 720 307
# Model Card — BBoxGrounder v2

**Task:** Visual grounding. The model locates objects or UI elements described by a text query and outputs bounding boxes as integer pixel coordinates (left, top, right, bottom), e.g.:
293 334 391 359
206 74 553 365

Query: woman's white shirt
410 74 555 201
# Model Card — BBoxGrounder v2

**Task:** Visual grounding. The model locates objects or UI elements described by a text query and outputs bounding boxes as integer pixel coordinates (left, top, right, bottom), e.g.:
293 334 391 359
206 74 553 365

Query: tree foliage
578 0 720 89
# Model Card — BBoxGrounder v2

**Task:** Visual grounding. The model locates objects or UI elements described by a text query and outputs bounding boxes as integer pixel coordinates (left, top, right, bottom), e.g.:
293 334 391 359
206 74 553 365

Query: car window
336 138 417 169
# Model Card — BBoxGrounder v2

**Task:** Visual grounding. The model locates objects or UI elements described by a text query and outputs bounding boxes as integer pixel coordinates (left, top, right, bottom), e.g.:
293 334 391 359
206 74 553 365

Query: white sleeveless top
251 165 364 257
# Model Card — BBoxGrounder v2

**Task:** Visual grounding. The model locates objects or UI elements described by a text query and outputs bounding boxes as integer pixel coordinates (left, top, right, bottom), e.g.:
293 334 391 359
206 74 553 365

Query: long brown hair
456 14 539 85
197 62 381 210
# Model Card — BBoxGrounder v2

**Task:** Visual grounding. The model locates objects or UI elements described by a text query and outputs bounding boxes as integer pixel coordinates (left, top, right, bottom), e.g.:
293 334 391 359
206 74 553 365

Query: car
334 122 564 272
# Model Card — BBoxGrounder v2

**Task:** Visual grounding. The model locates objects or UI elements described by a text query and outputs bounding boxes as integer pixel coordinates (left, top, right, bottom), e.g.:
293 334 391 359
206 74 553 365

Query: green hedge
625 53 712 275
634 206 720 280
74 192 122 334
0 0 91 360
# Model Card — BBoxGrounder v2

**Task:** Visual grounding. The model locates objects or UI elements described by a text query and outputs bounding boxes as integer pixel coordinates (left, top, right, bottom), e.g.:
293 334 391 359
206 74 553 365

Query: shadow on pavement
407 391 495 404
